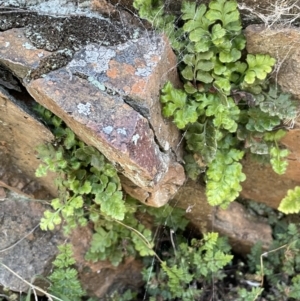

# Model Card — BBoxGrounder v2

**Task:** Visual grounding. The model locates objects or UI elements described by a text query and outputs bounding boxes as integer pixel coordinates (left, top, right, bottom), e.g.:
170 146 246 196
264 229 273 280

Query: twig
0 224 40 253
0 180 33 199
0 262 63 301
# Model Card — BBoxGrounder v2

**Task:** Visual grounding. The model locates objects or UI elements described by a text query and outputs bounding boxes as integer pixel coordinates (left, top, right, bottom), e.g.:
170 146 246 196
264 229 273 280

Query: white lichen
77 102 91 116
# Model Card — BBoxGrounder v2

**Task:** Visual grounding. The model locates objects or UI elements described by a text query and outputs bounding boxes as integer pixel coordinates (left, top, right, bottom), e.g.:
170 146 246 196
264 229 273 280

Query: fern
35 108 127 234
48 244 85 301
243 54 276 84
278 186 300 214
237 287 264 301
143 232 232 300
206 149 246 208
151 0 292 209
289 275 300 299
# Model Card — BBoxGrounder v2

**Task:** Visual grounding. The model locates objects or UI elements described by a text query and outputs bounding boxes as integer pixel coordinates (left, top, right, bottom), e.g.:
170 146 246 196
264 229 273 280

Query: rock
245 24 300 99
240 25 300 208
214 202 272 254
70 226 144 297
0 191 64 292
0 85 56 198
172 180 272 253
241 155 300 209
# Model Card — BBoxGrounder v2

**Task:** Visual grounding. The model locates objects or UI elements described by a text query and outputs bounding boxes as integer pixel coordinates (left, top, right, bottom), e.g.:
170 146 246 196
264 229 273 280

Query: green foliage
35 108 126 234
247 223 300 300
48 244 85 301
278 186 300 214
206 149 246 208
100 289 137 301
143 232 233 300
243 54 276 84
236 287 264 301
134 0 295 208
143 204 189 231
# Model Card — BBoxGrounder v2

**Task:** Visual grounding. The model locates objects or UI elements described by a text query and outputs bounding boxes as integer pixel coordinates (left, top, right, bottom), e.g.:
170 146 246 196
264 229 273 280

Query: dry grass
238 0 300 28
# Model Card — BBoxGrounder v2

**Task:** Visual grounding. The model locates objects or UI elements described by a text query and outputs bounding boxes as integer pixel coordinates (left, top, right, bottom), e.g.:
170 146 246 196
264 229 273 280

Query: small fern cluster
35 106 160 266
142 232 233 300
48 244 85 301
134 0 297 208
35 105 126 234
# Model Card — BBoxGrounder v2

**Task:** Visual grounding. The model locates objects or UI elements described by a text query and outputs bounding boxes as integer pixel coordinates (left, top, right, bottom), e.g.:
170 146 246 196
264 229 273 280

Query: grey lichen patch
88 76 106 91
77 102 91 116
22 42 36 50
103 126 113 135
117 128 127 136
135 66 152 77
68 44 116 79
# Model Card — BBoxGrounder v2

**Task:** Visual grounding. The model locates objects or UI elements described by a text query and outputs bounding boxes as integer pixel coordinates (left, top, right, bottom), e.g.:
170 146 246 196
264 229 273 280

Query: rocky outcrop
0 0 300 297
0 23 185 207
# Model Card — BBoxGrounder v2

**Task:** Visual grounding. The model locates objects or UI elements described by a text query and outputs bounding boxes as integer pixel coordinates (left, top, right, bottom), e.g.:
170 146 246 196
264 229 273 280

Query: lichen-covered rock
0 17 185 207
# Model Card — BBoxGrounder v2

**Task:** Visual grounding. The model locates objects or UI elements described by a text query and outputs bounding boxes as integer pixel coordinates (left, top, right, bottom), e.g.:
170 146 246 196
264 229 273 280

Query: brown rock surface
245 24 300 99
241 24 300 208
241 155 300 209
70 226 144 297
172 180 272 253
0 28 51 80
214 202 272 254
0 86 56 198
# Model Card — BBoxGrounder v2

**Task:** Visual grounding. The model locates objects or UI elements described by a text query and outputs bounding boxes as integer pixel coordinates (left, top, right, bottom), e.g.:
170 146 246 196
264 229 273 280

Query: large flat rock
0 26 185 207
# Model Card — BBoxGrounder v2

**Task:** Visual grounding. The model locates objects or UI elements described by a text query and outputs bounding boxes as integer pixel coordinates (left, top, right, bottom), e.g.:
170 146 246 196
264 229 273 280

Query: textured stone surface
241 24 300 208
21 34 185 207
0 28 52 79
214 202 272 254
172 180 272 253
0 86 56 198
0 191 64 292
241 155 300 209
245 25 300 100
0 24 185 207
70 226 144 297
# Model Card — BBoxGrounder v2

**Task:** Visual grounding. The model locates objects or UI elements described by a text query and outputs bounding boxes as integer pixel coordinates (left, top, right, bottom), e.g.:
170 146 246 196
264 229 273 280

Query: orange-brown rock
245 24 300 99
0 86 56 198
172 180 272 254
214 202 272 254
70 226 144 297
